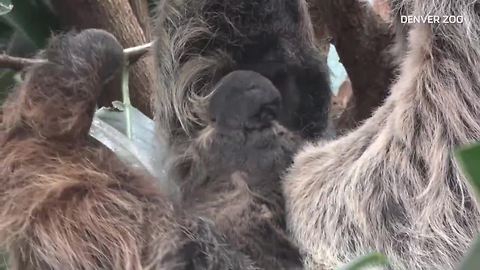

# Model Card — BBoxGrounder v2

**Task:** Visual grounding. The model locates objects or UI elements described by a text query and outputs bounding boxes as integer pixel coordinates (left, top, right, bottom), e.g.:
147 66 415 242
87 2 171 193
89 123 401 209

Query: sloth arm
283 21 480 269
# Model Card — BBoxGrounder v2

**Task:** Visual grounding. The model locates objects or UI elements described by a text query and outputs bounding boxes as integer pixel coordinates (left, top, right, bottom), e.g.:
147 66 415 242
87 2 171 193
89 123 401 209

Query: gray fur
153 0 331 149
283 0 480 269
153 2 331 267
172 71 303 269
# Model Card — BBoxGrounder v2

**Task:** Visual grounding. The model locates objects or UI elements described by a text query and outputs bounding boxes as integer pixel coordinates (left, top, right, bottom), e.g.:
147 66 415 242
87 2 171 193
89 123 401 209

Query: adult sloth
283 1 480 269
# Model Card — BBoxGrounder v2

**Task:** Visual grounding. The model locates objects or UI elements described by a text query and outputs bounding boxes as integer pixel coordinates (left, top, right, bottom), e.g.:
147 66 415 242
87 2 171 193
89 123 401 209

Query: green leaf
89 103 174 193
0 22 13 52
0 0 13 16
0 70 16 103
0 251 7 270
5 30 37 56
455 143 480 194
456 143 480 270
459 237 480 270
338 252 390 270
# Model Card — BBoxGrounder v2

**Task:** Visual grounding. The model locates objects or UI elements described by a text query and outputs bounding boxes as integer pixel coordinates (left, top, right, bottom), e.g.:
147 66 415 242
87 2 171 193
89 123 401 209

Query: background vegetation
0 0 59 102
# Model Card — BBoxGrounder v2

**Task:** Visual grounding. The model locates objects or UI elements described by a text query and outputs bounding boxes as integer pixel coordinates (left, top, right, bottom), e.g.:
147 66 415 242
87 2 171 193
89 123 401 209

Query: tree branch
308 0 396 133
0 55 46 71
0 43 153 70
128 0 153 40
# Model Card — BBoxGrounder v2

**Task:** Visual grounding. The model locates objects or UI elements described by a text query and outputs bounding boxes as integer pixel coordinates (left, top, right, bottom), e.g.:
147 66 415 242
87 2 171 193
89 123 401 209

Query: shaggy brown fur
283 0 480 269
0 30 257 270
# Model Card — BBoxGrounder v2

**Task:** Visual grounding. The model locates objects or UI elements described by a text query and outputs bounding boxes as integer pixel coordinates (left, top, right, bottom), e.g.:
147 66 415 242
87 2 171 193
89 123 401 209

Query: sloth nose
243 98 281 131
259 108 276 123
255 102 279 123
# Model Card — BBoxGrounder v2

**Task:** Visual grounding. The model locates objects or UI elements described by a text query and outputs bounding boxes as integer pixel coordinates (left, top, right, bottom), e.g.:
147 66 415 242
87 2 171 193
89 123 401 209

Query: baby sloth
173 70 303 269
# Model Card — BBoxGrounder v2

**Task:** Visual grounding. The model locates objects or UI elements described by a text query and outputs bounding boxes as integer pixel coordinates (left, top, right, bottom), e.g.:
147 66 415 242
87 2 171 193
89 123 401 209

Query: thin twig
0 41 154 71
122 54 133 139
123 41 154 64
0 55 46 71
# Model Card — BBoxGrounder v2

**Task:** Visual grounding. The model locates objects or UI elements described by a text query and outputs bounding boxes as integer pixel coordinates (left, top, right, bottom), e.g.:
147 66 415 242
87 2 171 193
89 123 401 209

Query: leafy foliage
2 0 58 48
338 252 389 270
0 251 6 270
0 70 14 101
0 1 59 265
456 144 480 269
0 0 59 103
459 238 480 270
90 102 168 182
456 143 480 195
0 0 12 16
